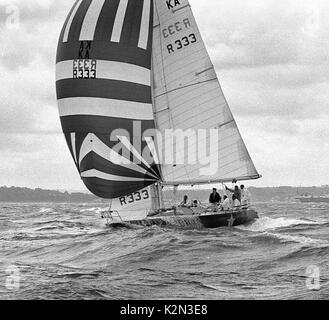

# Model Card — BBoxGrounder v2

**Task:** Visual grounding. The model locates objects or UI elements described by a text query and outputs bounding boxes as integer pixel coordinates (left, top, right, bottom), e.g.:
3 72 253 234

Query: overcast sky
0 0 328 191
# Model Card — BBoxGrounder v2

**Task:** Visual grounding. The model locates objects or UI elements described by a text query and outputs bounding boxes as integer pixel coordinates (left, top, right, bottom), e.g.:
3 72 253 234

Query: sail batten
153 78 217 99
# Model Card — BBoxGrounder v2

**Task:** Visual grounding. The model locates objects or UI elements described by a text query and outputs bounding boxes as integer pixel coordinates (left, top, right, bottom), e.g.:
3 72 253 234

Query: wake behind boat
56 0 262 229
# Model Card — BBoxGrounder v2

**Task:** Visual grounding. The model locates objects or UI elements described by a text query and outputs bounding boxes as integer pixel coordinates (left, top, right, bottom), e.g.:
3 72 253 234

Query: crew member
191 200 199 208
225 185 242 202
232 195 241 209
240 185 251 206
221 195 231 211
209 188 221 205
180 195 190 207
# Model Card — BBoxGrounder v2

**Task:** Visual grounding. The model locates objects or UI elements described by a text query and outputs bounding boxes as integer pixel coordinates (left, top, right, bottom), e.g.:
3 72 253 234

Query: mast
150 30 165 211
150 183 165 211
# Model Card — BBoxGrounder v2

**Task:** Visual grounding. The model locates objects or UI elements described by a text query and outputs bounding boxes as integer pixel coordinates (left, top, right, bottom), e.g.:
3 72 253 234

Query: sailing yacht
56 0 262 228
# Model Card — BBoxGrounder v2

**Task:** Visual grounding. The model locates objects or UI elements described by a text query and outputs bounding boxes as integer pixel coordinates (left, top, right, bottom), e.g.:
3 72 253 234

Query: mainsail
56 0 161 199
152 0 260 185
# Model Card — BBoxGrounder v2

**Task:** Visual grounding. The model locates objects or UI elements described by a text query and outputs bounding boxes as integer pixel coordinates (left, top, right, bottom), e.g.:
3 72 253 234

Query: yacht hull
109 209 259 229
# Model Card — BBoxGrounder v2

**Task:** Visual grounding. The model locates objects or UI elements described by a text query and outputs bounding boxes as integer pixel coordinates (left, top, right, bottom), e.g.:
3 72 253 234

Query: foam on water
38 207 54 214
268 233 328 245
79 207 105 213
237 216 318 232
235 216 328 246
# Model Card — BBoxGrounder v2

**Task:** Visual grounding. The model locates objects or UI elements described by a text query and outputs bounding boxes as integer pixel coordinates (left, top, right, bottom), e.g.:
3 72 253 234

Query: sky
0 0 328 191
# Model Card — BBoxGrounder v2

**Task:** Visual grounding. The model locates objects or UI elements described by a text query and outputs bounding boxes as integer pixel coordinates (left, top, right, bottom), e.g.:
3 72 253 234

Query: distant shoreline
0 186 99 203
0 185 328 203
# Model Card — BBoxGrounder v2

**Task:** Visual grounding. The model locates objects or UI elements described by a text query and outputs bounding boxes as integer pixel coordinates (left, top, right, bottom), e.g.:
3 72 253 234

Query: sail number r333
119 190 150 206
167 33 197 54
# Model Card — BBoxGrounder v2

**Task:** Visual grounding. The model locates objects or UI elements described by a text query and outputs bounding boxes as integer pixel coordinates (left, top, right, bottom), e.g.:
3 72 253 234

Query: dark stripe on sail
96 134 152 154
83 177 155 199
56 41 151 68
93 0 121 41
67 0 92 42
147 0 154 52
79 152 158 180
58 0 80 43
95 134 161 177
56 79 151 103
120 0 144 47
61 115 156 134
74 132 89 165
64 133 80 171
62 119 162 178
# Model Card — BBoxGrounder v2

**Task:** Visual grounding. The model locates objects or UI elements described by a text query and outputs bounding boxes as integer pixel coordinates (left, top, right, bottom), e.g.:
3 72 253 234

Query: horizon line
1 184 329 194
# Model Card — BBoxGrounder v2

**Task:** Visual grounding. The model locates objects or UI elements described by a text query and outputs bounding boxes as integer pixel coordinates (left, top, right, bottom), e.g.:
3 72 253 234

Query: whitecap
38 208 54 214
267 233 328 245
237 216 319 232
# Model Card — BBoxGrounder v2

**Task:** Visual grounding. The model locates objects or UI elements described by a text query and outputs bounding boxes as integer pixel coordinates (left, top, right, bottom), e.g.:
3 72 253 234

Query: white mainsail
152 0 260 186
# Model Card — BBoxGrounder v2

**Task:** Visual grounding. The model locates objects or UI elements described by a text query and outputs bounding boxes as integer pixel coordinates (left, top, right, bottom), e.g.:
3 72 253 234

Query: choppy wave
1 202 329 300
249 231 328 246
236 216 329 246
38 207 55 214
237 216 320 232
80 207 105 213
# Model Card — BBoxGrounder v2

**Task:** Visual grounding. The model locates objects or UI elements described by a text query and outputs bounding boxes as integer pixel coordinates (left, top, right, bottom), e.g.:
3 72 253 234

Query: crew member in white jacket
221 195 231 211
240 185 251 206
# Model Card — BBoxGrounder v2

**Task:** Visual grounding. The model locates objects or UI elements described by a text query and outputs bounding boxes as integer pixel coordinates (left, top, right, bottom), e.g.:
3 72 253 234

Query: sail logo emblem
166 0 181 10
78 41 92 59
73 59 97 79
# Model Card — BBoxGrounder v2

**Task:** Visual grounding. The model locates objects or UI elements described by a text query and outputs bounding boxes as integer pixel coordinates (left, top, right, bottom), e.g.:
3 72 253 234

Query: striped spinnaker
56 0 161 199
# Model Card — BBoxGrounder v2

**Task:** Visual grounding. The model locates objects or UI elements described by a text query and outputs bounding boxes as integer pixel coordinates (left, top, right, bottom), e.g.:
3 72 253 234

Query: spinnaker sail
56 0 161 199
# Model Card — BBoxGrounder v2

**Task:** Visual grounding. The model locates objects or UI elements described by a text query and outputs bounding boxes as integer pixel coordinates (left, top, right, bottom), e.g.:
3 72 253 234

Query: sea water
0 201 328 300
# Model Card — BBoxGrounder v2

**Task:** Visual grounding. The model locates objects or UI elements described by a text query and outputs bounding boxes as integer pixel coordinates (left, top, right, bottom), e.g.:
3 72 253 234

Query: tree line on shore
0 185 328 203
0 186 99 203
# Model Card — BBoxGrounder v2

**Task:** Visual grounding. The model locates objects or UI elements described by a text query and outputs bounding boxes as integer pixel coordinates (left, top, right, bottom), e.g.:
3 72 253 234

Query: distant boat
296 194 329 203
56 0 262 229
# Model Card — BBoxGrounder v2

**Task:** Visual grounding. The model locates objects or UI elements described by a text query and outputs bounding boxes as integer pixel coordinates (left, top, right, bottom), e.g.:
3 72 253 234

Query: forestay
152 0 260 185
56 0 161 199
